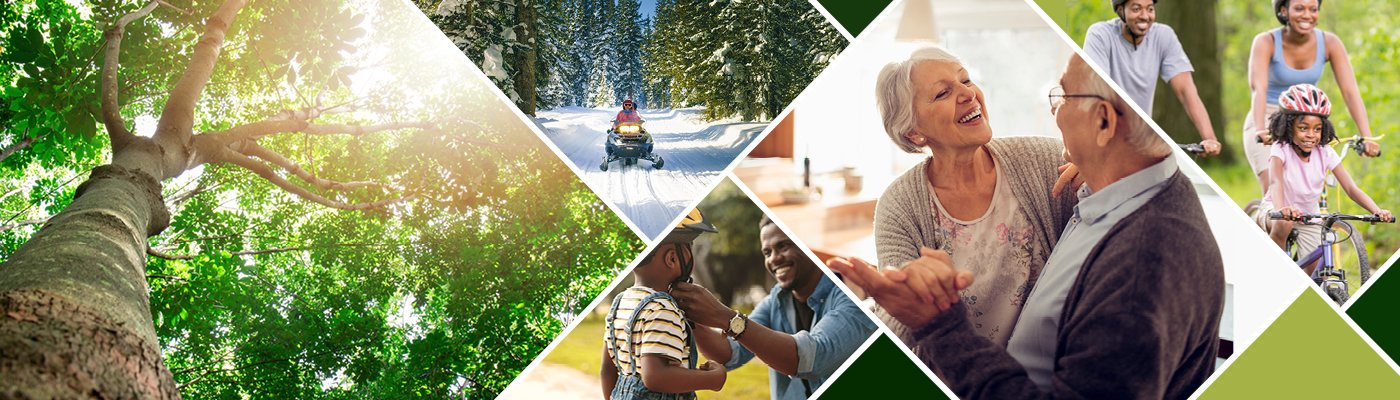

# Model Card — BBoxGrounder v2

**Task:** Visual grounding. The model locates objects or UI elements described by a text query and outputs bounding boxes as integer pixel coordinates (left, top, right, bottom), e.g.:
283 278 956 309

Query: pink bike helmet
1278 84 1331 117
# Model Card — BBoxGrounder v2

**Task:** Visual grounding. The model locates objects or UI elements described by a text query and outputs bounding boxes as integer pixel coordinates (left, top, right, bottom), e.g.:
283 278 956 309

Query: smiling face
1289 114 1324 155
760 223 818 295
904 60 992 152
1281 0 1321 34
1118 0 1156 37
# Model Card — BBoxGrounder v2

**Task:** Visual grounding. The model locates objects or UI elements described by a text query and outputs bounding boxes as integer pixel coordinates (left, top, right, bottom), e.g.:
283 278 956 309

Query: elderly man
672 215 875 400
830 54 1224 399
1084 0 1221 156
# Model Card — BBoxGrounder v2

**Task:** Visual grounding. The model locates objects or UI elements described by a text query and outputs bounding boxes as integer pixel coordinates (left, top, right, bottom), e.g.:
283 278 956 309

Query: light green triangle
1201 290 1400 397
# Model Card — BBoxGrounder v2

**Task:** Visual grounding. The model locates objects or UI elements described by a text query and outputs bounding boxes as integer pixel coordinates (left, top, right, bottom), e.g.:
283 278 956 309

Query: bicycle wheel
1337 221 1371 284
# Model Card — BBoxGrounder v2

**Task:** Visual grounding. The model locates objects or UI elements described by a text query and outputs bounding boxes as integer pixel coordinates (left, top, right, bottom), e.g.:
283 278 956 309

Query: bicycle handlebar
1266 211 1394 223
1178 143 1206 154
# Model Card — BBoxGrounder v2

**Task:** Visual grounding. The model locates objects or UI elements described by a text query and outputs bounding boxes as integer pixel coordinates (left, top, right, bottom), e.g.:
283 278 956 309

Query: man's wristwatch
725 312 748 340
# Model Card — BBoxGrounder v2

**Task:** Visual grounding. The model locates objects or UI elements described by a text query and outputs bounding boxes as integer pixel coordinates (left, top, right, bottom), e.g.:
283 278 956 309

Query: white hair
876 46 964 153
1070 59 1173 158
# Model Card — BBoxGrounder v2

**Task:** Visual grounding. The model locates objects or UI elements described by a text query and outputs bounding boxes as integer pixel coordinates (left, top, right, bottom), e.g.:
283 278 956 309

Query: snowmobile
600 120 663 171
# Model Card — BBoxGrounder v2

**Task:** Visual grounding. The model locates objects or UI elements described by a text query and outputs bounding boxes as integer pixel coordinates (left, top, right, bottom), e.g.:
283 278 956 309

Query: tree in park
0 0 640 397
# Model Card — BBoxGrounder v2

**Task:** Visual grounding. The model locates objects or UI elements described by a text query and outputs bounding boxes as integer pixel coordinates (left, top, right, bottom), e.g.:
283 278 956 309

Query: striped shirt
606 286 691 374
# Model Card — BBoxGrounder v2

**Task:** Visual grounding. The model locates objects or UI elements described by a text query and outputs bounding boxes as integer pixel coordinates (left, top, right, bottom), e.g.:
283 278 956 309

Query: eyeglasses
1048 86 1120 116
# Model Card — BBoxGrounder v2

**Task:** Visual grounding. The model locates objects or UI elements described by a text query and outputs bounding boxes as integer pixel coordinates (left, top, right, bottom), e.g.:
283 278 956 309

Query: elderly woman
860 46 1077 347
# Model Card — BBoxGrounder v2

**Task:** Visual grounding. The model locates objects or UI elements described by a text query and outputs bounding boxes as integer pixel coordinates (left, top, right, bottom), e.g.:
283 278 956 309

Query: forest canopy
0 0 643 397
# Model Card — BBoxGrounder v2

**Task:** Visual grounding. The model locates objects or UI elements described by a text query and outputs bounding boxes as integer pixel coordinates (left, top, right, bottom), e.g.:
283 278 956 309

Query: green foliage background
1046 0 1400 294
0 0 643 397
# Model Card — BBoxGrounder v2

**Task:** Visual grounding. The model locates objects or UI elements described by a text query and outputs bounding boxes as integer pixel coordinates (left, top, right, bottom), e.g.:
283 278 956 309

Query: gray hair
876 46 964 153
1069 58 1172 158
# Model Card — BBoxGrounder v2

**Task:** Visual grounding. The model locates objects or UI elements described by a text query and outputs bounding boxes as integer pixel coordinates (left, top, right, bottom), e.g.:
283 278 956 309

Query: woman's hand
1052 163 1083 197
885 248 972 311
826 256 971 329
1362 139 1381 157
1256 129 1274 145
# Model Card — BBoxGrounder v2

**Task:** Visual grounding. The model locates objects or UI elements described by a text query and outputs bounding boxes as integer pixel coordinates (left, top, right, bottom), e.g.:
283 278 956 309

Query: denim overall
606 291 698 400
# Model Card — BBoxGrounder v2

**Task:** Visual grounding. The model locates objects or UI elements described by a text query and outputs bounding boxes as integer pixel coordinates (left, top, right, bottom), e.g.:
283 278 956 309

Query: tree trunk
0 138 180 398
1153 0 1232 163
514 0 538 115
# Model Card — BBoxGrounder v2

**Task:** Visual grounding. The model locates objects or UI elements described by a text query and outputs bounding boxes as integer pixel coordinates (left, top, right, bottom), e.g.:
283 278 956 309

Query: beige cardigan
872 136 1077 343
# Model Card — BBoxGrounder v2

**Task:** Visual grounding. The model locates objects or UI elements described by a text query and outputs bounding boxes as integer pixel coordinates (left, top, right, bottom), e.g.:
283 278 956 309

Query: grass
544 314 773 399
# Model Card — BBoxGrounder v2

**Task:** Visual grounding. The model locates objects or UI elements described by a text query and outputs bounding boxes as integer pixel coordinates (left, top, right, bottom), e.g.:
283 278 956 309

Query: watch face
730 315 745 334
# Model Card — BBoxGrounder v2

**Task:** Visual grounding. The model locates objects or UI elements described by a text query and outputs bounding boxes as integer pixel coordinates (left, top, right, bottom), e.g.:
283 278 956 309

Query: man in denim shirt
673 215 876 399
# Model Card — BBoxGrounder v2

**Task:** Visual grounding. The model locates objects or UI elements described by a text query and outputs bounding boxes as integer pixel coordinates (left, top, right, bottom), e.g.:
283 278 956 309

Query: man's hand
827 256 969 329
671 282 737 329
1200 139 1222 156
1052 162 1083 197
1374 209 1394 223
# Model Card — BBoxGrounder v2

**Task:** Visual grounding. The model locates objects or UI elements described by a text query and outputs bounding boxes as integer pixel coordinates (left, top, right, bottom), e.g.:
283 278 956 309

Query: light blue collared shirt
1004 156 1178 388
724 276 877 399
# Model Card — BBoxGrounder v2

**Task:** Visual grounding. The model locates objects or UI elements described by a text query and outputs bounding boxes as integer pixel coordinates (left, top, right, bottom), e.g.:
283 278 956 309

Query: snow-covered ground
536 107 766 239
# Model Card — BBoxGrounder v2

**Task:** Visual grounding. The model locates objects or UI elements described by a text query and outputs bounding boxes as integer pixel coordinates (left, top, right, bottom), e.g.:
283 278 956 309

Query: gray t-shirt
1082 18 1193 115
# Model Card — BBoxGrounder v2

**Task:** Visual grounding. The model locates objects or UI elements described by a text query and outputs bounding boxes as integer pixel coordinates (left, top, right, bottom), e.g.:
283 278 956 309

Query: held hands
826 248 973 329
671 282 736 329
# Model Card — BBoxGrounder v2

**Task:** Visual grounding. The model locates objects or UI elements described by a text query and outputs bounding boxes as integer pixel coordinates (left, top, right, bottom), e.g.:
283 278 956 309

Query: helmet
622 99 635 108
1278 84 1331 117
1112 0 1157 8
660 208 718 244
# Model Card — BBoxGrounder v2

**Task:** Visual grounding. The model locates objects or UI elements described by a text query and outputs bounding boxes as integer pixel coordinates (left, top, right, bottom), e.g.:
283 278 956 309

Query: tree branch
0 218 47 233
155 0 247 144
302 121 433 137
146 243 386 260
214 149 409 211
101 0 159 150
236 141 388 191
0 130 40 163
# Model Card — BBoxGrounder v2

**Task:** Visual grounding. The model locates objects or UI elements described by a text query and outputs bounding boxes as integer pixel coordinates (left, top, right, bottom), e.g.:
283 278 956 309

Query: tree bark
0 140 178 398
513 0 538 115
1153 0 1231 163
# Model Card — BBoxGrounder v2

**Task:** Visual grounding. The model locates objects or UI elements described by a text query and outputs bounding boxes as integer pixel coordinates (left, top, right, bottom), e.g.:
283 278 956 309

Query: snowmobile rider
609 99 654 156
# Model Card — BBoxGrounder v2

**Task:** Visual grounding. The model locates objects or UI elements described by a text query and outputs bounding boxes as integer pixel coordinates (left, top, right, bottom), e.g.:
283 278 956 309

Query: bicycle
1178 143 1206 155
1267 211 1393 305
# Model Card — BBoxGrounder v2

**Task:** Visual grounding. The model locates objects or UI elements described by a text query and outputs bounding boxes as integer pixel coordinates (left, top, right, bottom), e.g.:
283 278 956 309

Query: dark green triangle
1347 260 1400 366
814 0 892 38
818 334 950 399
1201 290 1400 398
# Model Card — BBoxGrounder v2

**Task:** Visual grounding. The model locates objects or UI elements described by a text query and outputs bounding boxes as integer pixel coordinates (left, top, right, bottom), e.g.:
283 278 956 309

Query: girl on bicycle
1258 84 1391 274
1244 0 1381 196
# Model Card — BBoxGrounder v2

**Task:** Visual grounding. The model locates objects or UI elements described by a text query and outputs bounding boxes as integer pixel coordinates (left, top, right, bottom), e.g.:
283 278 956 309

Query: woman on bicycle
1244 0 1380 196
1258 84 1391 275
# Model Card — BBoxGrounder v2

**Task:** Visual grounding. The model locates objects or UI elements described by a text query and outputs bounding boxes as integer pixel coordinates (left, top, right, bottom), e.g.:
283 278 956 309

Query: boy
602 209 726 399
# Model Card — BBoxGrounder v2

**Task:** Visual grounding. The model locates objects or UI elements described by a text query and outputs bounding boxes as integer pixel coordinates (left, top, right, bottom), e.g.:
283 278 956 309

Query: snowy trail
537 107 766 239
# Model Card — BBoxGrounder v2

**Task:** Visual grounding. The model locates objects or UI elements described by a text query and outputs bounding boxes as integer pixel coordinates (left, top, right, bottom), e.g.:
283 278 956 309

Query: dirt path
499 362 600 400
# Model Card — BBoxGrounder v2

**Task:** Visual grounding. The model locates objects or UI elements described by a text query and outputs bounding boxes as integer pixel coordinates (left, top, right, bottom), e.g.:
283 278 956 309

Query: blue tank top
1266 28 1326 105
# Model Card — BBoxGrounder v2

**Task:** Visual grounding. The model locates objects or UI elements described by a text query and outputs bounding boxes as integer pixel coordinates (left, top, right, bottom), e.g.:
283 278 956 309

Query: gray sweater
873 136 1077 341
916 171 1225 400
